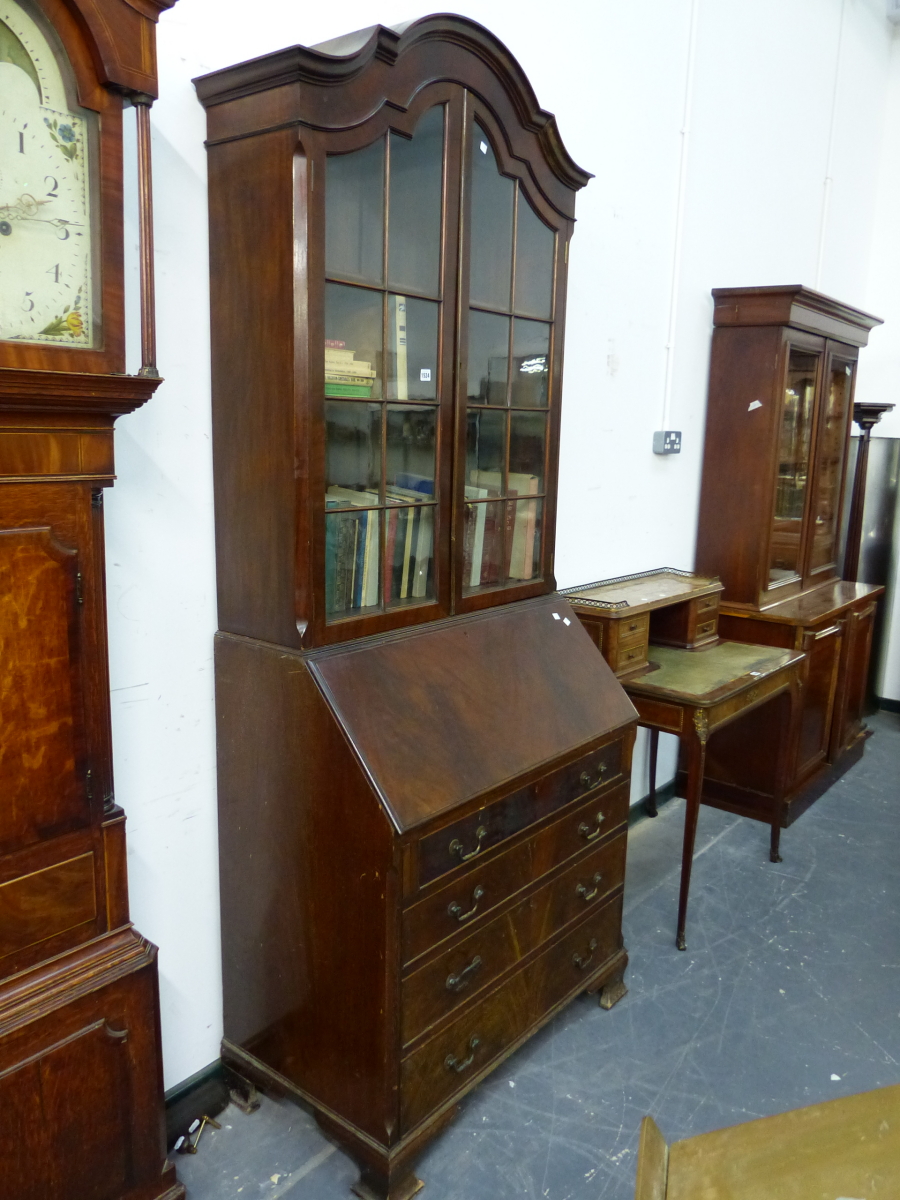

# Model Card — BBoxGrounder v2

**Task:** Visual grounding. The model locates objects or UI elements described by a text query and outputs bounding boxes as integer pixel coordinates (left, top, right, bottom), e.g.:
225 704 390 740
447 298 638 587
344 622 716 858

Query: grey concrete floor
174 709 900 1199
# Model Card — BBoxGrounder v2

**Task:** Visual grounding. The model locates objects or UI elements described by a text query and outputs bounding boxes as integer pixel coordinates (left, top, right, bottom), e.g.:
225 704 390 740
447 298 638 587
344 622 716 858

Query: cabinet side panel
208 132 299 646
215 634 396 1144
696 327 782 604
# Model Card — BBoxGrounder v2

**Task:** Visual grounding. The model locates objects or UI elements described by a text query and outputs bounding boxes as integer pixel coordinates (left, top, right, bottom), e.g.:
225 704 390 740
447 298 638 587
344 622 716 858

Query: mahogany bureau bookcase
694 285 884 829
0 0 181 1197
196 16 638 1200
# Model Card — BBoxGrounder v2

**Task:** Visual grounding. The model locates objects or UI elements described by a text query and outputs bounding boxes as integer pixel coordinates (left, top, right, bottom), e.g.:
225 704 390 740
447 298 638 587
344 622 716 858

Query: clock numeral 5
22 292 34 312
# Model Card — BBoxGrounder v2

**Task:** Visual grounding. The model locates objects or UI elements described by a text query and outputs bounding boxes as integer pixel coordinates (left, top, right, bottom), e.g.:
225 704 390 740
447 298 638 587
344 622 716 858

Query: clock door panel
0 523 90 852
0 1019 131 1200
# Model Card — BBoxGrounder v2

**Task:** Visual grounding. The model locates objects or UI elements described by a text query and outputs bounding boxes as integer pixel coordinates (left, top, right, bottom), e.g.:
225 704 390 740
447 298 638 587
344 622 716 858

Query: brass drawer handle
628 621 639 632
449 826 487 862
576 872 603 902
578 812 606 842
446 955 483 993
579 763 608 791
445 1035 480 1073
573 938 598 971
448 885 484 923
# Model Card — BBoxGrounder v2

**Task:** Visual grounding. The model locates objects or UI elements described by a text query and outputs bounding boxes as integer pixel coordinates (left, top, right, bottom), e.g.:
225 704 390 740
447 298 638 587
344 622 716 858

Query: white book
411 504 433 598
464 485 489 587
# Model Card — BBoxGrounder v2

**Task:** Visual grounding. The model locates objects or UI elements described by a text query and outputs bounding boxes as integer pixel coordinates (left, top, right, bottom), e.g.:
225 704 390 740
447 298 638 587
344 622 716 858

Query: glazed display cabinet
196 16 637 1200
695 285 884 825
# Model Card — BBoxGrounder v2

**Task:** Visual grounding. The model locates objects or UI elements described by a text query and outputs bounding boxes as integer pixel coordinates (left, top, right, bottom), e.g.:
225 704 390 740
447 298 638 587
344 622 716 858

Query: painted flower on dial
40 289 85 339
44 116 79 162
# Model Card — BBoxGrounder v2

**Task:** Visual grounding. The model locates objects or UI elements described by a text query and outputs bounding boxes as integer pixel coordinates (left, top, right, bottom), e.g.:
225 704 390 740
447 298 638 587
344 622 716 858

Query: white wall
104 0 900 1088
859 24 900 699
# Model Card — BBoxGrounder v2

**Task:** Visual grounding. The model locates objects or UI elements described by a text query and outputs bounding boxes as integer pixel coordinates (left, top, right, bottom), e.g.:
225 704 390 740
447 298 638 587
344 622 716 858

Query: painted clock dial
0 0 97 347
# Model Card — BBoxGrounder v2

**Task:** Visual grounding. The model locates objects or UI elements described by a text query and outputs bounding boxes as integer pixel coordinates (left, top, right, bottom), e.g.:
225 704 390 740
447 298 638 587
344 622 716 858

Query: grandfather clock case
0 1 181 1197
197 17 637 1200
695 285 884 827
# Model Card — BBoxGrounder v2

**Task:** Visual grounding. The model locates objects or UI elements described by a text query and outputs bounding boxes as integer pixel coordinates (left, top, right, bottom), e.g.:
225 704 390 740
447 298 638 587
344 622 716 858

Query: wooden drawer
650 595 720 649
403 781 629 963
615 642 648 673
402 833 626 1045
415 738 625 890
400 893 624 1132
616 614 649 647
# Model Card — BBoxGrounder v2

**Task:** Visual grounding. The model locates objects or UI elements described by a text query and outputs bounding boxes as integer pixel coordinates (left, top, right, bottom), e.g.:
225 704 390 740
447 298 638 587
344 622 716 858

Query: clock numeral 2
45 176 58 198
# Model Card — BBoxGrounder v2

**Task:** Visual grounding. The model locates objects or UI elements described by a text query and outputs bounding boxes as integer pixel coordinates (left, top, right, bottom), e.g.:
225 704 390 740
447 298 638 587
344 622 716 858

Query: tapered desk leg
647 728 659 817
770 680 802 863
676 711 707 951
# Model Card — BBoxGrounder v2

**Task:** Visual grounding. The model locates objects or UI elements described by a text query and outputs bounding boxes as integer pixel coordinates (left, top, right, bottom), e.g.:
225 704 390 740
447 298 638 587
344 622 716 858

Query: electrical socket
653 430 682 455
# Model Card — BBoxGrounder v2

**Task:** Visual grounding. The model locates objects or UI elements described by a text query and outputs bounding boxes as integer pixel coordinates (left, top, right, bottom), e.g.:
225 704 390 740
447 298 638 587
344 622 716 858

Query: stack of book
462 470 539 588
325 480 435 616
325 339 377 397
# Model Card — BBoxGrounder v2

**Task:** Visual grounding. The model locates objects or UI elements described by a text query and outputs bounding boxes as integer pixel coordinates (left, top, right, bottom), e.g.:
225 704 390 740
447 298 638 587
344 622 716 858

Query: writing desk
623 641 805 950
635 1082 900 1199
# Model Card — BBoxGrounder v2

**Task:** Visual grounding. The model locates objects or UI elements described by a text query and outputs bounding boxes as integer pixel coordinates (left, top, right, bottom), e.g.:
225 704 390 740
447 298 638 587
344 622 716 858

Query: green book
325 382 373 397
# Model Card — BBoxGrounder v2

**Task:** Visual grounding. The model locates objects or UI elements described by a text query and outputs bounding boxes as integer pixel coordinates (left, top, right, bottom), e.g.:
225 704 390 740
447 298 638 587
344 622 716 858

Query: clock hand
0 193 51 220
0 197 82 239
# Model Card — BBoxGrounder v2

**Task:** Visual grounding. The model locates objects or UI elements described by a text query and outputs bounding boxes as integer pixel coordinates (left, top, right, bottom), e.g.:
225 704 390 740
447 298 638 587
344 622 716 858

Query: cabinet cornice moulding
194 13 592 192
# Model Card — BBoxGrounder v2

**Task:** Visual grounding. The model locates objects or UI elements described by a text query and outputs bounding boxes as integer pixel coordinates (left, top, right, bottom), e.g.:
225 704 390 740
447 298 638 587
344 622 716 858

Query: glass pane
514 191 554 319
387 295 438 401
510 319 550 407
325 283 382 398
325 508 381 618
325 401 381 499
462 500 504 591
388 106 443 297
508 498 542 581
466 408 506 488
325 139 384 285
469 125 514 310
769 349 817 585
467 309 509 404
386 405 436 501
809 361 853 572
386 504 435 605
509 411 546 490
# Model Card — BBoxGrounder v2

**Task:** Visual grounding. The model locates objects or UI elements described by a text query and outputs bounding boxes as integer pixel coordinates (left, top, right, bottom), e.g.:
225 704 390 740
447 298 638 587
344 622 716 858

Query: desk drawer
415 738 625 890
402 833 626 1045
403 782 629 962
616 614 649 648
650 595 720 649
400 893 624 1132
615 642 648 674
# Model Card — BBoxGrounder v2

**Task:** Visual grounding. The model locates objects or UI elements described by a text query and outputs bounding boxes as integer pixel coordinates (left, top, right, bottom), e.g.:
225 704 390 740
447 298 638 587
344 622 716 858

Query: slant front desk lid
309 595 637 832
